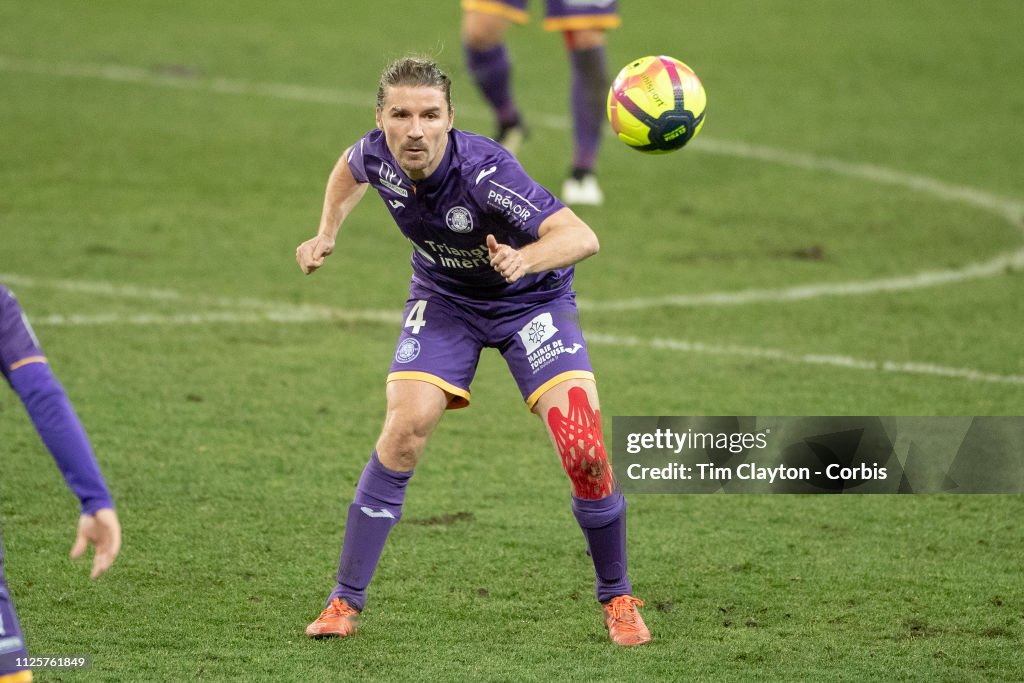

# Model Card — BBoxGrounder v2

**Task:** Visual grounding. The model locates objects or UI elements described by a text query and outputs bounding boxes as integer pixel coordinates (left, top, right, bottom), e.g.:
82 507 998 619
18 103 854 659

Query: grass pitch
1 1 1023 680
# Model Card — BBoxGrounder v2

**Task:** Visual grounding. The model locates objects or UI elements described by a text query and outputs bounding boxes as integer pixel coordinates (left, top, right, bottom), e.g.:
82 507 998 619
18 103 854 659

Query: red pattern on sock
547 386 615 499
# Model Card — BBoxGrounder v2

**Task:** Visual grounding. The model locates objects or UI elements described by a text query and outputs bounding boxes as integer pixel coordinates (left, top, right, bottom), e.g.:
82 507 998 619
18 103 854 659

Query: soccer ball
607 55 707 153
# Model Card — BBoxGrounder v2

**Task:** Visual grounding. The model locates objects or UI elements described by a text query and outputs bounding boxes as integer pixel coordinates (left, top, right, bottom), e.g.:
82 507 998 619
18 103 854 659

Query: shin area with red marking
547 386 615 499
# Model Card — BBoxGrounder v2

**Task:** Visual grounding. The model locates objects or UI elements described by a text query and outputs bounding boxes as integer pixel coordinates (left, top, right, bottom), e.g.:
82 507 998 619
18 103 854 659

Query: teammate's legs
542 0 620 205
461 3 529 153
564 30 609 187
0 541 32 682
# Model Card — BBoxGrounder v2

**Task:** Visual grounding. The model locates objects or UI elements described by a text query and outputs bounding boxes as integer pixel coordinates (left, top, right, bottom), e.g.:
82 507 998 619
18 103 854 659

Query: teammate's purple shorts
387 282 594 410
0 542 31 676
461 0 621 32
0 285 46 380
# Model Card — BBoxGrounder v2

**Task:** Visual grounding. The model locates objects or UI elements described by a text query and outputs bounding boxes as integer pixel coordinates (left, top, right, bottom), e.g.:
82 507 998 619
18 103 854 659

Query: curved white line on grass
584 333 1024 386
31 309 398 326
0 54 500 125
581 141 1024 311
23 306 1024 386
0 55 374 108
3 54 1022 312
0 272 400 324
0 272 346 312
580 247 1024 311
693 139 1024 230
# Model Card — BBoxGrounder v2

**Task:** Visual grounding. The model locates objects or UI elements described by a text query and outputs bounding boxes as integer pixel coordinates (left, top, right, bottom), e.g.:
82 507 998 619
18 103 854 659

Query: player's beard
398 141 443 179
399 146 430 174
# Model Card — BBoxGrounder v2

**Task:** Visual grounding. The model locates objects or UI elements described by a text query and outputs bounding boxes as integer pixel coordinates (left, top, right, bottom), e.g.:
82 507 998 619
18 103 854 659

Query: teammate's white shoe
496 122 529 158
561 172 604 206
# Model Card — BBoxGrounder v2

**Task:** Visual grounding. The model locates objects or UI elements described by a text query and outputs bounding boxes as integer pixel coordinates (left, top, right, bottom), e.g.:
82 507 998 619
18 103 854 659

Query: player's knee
376 422 431 470
547 386 616 499
564 29 606 51
563 437 613 497
462 11 508 48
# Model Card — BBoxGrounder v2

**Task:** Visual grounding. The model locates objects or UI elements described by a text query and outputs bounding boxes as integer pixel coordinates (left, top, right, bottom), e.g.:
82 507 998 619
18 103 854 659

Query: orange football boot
602 595 652 646
305 597 360 639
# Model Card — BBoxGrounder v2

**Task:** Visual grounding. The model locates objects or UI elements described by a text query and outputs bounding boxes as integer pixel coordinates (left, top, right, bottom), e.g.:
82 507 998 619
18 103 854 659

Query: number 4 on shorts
404 300 427 334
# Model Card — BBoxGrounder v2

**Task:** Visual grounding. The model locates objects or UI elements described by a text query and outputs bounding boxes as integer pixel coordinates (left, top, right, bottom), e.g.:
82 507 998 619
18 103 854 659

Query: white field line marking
0 272 378 315
19 305 1024 386
580 248 1024 311
692 138 1024 229
585 333 1024 386
3 54 1022 311
581 140 1024 311
0 54 531 129
31 309 397 326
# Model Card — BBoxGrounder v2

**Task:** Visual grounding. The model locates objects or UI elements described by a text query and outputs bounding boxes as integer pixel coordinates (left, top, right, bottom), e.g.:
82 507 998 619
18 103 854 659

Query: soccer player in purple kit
297 57 650 647
461 0 619 206
0 285 122 683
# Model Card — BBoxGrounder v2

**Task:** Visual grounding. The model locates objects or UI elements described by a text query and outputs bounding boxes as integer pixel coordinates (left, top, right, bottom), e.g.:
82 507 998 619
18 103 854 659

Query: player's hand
70 508 122 579
487 234 526 283
296 235 335 274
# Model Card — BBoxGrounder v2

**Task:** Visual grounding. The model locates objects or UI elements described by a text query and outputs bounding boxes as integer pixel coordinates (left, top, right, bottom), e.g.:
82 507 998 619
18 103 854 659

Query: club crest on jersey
446 206 474 233
379 161 408 197
395 337 421 363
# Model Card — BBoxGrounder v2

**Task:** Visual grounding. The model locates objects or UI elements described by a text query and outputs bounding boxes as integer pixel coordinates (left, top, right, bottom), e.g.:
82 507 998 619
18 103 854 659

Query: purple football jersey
0 284 45 378
346 129 570 301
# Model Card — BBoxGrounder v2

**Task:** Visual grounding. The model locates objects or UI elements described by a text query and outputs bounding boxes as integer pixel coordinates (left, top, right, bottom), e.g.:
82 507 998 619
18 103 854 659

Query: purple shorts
462 0 621 32
0 543 31 676
387 282 594 410
0 285 46 380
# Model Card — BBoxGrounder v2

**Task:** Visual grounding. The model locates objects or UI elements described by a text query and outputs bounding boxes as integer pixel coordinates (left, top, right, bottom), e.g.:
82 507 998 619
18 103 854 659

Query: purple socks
572 489 632 603
329 452 413 611
328 455 630 609
569 45 609 173
464 43 520 127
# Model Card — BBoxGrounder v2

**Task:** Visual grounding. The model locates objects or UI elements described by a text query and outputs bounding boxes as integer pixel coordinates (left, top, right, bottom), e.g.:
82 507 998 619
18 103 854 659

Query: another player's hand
487 234 526 283
296 235 335 274
70 508 122 579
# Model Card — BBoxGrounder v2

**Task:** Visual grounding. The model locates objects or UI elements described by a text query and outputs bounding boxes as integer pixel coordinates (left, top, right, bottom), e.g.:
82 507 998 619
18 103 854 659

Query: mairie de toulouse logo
446 206 474 233
395 338 421 364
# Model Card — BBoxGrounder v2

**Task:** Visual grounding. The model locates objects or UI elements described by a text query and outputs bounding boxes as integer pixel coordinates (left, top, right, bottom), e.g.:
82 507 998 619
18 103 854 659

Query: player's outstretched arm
71 507 122 579
296 147 369 275
487 207 599 283
6 362 121 578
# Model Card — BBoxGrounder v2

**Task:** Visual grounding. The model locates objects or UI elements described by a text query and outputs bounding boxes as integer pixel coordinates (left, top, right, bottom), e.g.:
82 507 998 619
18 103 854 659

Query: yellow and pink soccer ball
607 55 707 153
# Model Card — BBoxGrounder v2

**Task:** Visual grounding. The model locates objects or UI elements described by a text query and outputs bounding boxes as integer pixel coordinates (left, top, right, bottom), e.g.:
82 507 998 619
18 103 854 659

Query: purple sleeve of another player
8 363 115 515
1 286 113 514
